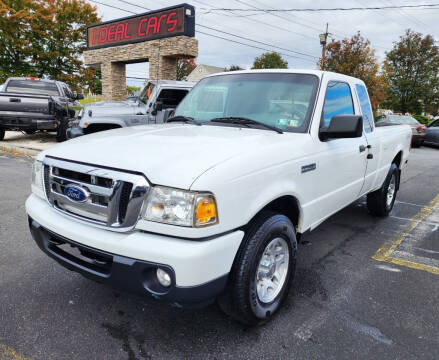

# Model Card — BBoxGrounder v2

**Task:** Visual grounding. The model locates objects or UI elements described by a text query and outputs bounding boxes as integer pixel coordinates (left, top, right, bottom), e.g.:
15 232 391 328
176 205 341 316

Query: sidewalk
0 131 56 156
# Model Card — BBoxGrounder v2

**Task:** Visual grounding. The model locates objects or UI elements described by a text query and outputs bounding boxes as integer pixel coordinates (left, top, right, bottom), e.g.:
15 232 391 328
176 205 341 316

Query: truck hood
41 124 304 189
83 100 140 117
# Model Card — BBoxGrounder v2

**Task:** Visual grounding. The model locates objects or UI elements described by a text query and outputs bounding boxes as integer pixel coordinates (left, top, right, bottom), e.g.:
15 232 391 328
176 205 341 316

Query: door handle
359 145 366 152
367 154 374 159
9 98 21 103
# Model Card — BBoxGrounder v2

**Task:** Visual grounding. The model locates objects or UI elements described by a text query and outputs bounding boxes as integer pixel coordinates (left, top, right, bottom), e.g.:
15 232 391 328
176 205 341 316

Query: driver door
306 79 368 228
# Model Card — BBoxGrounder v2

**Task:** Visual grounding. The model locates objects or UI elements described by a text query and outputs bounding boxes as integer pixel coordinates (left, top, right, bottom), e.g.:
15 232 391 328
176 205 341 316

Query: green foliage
0 0 100 91
226 65 243 71
413 114 430 125
383 30 439 114
79 96 102 106
177 58 197 80
126 85 141 95
252 52 288 69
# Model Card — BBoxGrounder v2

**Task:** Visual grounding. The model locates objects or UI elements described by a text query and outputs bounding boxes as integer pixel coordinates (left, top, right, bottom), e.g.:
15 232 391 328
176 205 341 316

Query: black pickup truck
0 77 83 142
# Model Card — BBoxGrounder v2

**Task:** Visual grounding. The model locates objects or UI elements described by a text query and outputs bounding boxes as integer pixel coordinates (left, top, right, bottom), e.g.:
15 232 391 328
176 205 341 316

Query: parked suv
0 77 82 142
67 80 195 138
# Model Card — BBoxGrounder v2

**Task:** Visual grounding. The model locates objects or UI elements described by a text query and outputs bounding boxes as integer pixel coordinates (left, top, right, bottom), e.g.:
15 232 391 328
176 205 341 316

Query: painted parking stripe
373 194 439 275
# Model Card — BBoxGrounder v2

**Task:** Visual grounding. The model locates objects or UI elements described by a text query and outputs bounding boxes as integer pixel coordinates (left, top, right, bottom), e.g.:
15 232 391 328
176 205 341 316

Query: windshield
174 73 319 133
138 82 155 104
6 79 59 96
387 115 419 125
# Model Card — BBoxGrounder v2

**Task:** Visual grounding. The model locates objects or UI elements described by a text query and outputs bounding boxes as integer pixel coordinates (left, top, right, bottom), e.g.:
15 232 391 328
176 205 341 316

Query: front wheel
219 212 297 325
367 163 399 217
56 119 68 142
0 129 4 140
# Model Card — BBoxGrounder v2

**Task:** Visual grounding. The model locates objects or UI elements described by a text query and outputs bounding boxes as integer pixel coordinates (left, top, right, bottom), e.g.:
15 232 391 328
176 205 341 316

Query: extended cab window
356 84 373 133
156 89 188 109
322 81 354 127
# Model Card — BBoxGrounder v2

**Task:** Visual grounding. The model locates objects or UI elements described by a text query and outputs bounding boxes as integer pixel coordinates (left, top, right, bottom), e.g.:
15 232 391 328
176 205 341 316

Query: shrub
413 114 430 125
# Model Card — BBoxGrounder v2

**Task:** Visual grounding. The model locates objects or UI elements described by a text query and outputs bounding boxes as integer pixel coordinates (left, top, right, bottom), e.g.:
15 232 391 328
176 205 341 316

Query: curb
0 143 41 157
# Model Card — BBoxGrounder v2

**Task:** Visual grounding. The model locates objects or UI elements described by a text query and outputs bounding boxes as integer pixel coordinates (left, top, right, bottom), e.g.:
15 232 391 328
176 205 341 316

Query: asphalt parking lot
0 146 438 360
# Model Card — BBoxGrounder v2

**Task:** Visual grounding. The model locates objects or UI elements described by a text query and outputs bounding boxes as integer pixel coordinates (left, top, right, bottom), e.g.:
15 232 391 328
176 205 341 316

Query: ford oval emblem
64 184 89 203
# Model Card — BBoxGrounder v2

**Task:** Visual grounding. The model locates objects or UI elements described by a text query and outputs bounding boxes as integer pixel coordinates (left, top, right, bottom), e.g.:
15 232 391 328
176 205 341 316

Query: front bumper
66 124 84 139
26 194 243 307
29 218 227 307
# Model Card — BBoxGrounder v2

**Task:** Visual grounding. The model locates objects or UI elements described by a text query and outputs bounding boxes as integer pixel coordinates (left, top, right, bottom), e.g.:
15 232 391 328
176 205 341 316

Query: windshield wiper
167 116 202 126
209 117 283 134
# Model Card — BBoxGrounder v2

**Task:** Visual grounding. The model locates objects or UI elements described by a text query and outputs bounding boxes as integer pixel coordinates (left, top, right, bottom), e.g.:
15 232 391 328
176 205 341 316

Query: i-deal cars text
26 70 411 325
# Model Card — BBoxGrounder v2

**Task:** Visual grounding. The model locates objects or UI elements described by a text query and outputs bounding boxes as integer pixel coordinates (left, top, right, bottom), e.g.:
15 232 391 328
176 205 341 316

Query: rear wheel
218 212 297 325
0 129 4 140
367 163 399 217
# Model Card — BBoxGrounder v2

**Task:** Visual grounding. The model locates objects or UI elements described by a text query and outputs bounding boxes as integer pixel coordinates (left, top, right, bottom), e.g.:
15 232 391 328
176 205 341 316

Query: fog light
156 268 171 287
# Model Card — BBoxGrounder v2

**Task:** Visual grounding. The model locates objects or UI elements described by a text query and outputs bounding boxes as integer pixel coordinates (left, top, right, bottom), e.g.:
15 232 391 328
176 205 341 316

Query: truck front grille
42 156 149 231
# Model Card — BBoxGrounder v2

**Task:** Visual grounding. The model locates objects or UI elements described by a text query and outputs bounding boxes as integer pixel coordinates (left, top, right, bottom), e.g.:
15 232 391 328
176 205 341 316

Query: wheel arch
245 195 302 234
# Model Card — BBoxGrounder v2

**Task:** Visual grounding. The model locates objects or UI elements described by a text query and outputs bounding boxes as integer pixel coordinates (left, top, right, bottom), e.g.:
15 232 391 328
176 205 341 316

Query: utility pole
319 23 329 70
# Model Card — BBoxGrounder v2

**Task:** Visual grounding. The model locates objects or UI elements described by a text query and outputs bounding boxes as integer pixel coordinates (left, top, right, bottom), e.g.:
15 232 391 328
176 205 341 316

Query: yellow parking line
372 194 439 273
0 345 30 360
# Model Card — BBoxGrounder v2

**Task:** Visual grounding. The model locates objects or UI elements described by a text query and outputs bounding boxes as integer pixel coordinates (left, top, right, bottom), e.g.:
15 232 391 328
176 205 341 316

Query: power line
111 0 318 58
192 0 316 41
89 0 318 61
202 3 439 12
196 23 318 59
195 30 315 62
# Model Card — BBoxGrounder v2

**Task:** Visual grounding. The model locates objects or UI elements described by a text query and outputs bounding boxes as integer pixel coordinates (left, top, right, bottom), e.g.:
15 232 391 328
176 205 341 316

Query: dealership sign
87 4 195 50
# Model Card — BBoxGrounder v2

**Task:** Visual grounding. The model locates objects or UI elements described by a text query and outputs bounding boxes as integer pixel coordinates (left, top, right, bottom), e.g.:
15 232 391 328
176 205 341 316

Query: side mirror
151 101 163 116
163 109 175 123
76 93 84 100
319 115 363 140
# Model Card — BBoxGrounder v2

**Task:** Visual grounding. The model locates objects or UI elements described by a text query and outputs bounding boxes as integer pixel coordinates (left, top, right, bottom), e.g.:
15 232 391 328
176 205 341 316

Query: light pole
319 23 329 70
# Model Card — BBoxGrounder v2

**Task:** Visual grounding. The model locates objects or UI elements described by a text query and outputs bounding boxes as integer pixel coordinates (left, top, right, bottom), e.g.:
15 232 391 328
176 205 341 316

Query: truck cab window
355 84 373 133
322 81 354 128
156 89 188 109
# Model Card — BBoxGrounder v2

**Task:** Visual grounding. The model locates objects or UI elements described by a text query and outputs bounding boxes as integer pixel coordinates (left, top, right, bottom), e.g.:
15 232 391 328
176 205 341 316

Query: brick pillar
101 62 126 101
149 56 177 80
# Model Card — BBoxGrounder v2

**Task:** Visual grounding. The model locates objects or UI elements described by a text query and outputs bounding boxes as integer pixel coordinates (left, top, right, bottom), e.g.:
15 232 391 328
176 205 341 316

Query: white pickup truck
26 70 411 325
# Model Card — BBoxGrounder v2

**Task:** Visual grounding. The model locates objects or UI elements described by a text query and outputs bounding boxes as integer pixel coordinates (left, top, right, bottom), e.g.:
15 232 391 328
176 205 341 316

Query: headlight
143 186 218 227
32 160 44 196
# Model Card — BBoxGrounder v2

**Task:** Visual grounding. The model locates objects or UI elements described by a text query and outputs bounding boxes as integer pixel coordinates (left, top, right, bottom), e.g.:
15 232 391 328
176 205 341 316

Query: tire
412 139 421 148
25 130 36 135
367 163 399 217
218 211 297 325
56 119 68 142
0 129 4 141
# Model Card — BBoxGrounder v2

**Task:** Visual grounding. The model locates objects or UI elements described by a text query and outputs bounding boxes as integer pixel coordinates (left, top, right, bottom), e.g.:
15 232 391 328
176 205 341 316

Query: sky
87 0 439 86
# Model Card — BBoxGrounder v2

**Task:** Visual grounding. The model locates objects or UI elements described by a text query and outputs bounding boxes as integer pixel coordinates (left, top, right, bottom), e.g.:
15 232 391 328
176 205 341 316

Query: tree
126 85 140 95
322 32 386 111
226 65 243 71
176 58 196 80
0 0 37 83
383 30 439 114
252 52 288 69
0 0 100 90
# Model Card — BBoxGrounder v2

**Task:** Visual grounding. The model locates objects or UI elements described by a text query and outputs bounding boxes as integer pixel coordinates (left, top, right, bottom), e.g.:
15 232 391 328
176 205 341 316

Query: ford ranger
0 77 82 142
26 70 411 325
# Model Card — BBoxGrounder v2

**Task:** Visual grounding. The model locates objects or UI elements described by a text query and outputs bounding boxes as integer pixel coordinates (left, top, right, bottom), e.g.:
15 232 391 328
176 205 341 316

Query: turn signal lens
195 195 218 227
